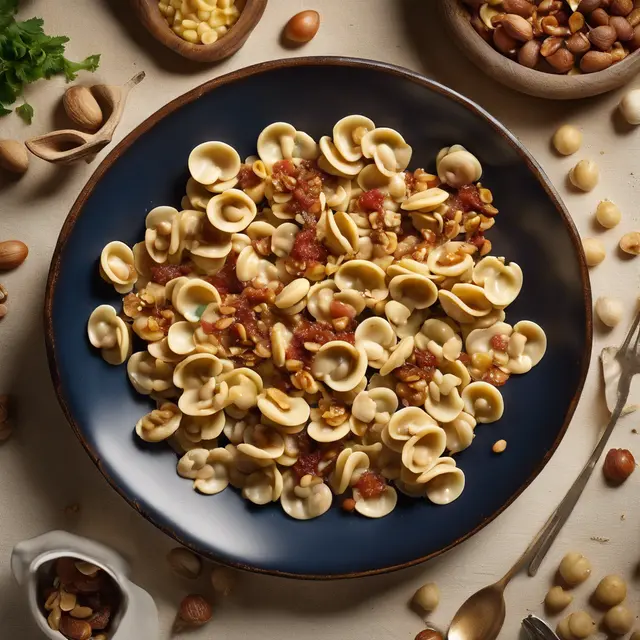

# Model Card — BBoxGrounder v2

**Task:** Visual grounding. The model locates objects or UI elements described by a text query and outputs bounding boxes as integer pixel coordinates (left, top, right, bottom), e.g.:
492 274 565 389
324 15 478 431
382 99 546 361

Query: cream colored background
1 1 639 638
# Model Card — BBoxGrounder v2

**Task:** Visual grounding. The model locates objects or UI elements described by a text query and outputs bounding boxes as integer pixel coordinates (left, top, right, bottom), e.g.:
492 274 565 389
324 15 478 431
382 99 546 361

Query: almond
63 86 103 132
609 16 634 40
59 615 92 640
0 240 28 271
0 140 28 174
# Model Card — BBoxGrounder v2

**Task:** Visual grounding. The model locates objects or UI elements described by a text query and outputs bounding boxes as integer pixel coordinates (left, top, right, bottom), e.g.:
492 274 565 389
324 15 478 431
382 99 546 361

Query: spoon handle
526 390 628 576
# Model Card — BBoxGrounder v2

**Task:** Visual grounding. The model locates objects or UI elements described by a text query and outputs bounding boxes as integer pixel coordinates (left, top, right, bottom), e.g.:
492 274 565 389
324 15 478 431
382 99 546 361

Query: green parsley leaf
0 3 100 122
16 100 32 123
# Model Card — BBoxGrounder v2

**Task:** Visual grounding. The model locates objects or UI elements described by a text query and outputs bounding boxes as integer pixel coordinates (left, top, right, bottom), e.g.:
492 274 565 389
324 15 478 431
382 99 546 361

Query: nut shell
63 86 103 132
0 139 29 174
0 240 28 270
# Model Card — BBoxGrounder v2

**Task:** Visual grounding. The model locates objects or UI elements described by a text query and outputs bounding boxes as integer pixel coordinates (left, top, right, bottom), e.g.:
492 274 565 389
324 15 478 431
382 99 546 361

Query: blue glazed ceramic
45 58 592 578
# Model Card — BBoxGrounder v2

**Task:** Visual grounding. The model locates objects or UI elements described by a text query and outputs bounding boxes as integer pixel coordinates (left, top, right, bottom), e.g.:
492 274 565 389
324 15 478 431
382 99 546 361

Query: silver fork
526 306 640 576
522 615 560 640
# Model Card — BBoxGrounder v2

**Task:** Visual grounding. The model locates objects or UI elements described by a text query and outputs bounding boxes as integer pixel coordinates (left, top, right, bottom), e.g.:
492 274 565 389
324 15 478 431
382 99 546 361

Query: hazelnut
541 35 564 57
415 631 444 640
283 10 320 44
569 159 599 191
175 594 212 629
595 200 622 228
566 32 592 54
619 231 640 255
552 124 582 155
589 24 618 50
578 0 602 11
167 547 202 579
568 611 596 639
604 604 634 635
610 15 634 40
580 50 614 72
582 237 606 266
493 25 518 54
611 0 633 16
558 552 591 586
603 448 635 484
501 13 534 41
590 7 611 26
594 575 627 607
412 583 440 613
518 39 541 67
547 48 575 73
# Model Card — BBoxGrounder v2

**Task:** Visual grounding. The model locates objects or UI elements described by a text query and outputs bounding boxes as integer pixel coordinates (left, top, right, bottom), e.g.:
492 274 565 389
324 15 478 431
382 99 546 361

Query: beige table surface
1 1 639 638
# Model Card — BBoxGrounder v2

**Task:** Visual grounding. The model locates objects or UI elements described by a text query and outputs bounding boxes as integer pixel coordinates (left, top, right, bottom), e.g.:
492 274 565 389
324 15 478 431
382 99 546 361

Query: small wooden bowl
439 0 640 100
130 0 267 63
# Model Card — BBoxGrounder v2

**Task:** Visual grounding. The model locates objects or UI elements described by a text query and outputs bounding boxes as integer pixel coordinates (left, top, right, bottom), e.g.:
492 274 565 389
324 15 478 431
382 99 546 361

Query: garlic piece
595 296 623 328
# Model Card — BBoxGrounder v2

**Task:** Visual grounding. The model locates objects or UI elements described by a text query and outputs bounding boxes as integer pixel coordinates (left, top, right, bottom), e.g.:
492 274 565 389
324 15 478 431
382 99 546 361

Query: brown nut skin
629 24 640 50
58 616 92 640
493 25 518 54
611 0 633 16
541 35 564 56
415 631 444 640
518 39 541 67
589 24 618 49
502 0 534 17
502 13 534 41
629 8 640 27
578 0 602 11
547 48 575 73
567 32 592 54
603 448 635 484
580 50 614 71
609 16 634 40
0 240 29 271
590 7 611 25
283 10 320 44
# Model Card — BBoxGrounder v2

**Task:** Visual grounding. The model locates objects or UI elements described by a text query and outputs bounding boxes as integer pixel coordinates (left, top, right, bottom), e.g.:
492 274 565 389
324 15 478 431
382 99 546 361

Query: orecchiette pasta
90 117 546 520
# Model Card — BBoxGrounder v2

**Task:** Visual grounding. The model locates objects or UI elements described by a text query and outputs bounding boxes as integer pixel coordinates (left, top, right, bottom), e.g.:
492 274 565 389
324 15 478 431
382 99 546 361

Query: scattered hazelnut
552 125 583 156
167 547 202 580
568 611 596 639
412 583 440 613
283 10 320 44
210 566 235 596
619 88 640 125
0 240 28 271
570 159 599 191
595 296 624 328
619 231 640 255
558 552 592 586
415 630 444 640
492 439 507 454
0 139 29 174
582 237 606 266
604 604 634 635
595 200 622 228
545 586 573 613
175 594 212 631
603 448 635 484
594 575 627 608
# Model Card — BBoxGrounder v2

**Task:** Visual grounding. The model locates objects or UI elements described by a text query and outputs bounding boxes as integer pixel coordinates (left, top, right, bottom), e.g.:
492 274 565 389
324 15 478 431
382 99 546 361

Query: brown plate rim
43 56 593 580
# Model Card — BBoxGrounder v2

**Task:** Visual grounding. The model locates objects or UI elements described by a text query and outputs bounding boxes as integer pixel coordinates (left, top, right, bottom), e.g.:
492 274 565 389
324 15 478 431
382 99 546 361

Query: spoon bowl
448 583 506 640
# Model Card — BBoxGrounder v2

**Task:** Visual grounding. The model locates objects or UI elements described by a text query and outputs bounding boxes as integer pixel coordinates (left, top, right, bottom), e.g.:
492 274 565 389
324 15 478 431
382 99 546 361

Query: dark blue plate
45 58 592 578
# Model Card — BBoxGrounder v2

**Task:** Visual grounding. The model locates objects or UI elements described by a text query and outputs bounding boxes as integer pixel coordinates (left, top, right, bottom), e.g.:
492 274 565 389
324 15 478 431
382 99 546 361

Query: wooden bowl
130 0 267 62
439 0 640 100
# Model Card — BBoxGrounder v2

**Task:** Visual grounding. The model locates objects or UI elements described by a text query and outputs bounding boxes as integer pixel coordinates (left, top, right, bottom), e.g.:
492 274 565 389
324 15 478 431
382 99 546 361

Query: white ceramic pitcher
11 530 159 640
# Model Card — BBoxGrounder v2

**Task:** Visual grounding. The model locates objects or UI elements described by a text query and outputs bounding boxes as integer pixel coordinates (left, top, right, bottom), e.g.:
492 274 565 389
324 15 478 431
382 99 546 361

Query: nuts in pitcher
41 557 120 640
463 0 640 75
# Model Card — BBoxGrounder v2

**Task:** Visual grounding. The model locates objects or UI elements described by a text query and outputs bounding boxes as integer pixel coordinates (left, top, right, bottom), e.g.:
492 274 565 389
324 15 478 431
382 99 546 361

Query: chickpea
558 552 592 586
553 125 583 156
568 611 596 639
569 160 599 192
594 575 627 608
545 586 573 613
582 237 606 266
619 88 640 125
412 582 440 613
595 200 622 229
604 604 634 635
595 296 624 328
557 615 574 640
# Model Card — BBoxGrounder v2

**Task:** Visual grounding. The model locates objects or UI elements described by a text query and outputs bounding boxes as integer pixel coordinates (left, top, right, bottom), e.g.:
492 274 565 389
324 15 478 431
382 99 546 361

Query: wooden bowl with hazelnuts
439 0 640 100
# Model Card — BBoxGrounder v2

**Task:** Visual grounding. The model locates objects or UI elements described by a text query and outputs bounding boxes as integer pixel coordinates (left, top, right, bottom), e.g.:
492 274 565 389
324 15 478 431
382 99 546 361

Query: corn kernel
215 25 228 35
166 5 175 17
182 28 199 42
158 2 169 15
218 0 233 8
170 0 181 8
201 30 219 44
182 19 198 29
174 9 183 22
172 24 184 35
194 0 216 10
197 10 211 20
209 9 226 27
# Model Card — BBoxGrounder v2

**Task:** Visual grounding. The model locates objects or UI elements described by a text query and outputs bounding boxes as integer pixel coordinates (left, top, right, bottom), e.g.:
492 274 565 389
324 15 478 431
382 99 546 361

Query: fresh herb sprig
0 0 100 123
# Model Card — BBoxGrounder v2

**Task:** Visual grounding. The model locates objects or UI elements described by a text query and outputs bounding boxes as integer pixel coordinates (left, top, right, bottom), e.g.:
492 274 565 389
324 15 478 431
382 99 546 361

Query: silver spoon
448 308 640 640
